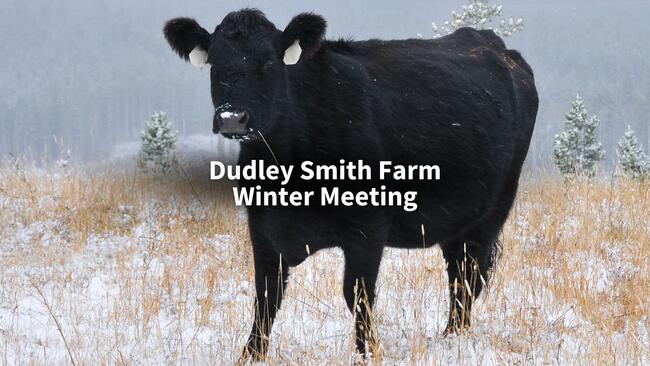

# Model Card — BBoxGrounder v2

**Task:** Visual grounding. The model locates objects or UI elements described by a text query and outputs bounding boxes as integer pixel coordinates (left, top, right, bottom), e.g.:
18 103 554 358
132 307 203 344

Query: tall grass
0 163 648 365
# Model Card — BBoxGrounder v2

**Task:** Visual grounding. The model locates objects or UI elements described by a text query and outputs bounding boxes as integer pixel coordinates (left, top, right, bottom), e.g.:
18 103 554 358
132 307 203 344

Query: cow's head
164 9 326 141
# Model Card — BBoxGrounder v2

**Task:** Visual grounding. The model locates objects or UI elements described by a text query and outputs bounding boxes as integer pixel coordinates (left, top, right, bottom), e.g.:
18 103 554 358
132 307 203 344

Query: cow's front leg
241 243 289 361
342 244 383 356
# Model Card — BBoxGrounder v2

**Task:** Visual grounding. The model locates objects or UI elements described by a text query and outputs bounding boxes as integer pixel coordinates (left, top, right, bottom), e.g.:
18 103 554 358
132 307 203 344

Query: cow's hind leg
342 245 383 356
441 231 499 334
241 243 289 361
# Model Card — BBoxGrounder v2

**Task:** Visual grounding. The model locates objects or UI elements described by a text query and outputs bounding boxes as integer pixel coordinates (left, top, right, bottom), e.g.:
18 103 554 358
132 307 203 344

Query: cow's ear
163 17 211 68
281 13 327 65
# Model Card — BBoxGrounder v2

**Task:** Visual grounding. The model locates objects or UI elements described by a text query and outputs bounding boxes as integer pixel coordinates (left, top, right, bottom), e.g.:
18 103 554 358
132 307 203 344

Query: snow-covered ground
0 147 648 365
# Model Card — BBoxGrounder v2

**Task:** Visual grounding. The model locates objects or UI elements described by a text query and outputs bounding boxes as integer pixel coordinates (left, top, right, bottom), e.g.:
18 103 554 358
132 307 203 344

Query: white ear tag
283 40 302 65
188 47 209 68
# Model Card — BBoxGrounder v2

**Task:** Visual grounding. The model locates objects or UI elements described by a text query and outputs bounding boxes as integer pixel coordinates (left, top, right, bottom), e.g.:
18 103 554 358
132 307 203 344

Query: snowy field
0 150 648 365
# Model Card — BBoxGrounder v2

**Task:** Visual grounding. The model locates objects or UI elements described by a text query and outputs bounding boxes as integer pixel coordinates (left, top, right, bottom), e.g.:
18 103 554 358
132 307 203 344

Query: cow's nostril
239 111 249 125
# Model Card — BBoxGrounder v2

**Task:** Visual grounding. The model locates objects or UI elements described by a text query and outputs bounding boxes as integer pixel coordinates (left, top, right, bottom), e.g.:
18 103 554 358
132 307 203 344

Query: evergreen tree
617 125 649 179
432 0 524 38
138 111 178 173
582 115 607 174
553 95 606 177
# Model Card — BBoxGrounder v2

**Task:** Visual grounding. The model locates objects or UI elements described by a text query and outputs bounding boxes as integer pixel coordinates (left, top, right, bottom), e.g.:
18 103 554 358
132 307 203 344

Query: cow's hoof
238 337 268 364
237 349 264 365
443 322 471 336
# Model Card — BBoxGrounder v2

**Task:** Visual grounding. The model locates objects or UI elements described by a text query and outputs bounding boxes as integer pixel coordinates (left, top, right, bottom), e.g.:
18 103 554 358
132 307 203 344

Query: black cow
164 8 538 361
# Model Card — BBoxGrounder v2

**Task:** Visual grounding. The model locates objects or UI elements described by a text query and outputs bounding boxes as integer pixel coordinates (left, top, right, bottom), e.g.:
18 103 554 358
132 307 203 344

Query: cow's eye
261 60 274 71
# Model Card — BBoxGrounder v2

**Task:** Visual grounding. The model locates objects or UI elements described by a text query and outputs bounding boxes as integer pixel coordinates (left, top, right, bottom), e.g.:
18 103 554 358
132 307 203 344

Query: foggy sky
0 0 648 169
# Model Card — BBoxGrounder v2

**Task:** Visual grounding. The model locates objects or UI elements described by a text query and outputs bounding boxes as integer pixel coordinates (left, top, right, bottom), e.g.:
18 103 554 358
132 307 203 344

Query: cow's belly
247 205 392 266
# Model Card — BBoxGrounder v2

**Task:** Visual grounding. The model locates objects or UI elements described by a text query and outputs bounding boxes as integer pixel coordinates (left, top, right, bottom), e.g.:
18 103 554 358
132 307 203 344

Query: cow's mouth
221 129 258 142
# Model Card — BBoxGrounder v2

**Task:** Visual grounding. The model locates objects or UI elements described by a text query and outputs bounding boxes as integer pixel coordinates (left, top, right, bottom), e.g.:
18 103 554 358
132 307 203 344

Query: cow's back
326 28 538 243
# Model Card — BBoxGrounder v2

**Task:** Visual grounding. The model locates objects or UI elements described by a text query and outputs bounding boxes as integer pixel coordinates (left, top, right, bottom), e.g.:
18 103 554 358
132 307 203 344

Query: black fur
163 9 539 360
215 8 277 39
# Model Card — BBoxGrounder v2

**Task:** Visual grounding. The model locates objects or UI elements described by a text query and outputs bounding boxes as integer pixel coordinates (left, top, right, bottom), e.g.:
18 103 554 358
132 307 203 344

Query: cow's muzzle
213 110 250 137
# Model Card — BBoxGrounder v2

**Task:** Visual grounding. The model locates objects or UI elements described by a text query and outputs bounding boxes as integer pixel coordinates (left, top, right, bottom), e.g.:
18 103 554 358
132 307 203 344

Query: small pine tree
582 115 607 174
432 0 524 38
138 111 178 173
617 126 649 179
553 94 606 178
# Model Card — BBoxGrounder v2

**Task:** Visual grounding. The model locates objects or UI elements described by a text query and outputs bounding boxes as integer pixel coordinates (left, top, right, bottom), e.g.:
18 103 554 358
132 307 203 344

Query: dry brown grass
0 163 648 365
